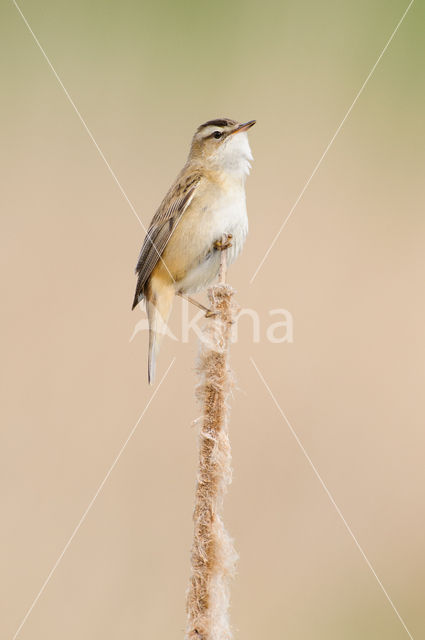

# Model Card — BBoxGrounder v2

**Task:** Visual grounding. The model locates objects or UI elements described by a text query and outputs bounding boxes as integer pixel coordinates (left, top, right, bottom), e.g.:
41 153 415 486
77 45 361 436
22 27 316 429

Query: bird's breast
160 181 249 294
203 185 248 261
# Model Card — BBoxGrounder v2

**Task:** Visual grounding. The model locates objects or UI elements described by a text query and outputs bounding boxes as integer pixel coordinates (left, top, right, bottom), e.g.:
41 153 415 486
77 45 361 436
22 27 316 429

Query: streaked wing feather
132 171 201 306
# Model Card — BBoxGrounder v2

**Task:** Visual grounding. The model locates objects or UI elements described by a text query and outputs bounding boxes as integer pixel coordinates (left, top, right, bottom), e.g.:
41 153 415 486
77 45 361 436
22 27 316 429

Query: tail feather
146 286 174 384
147 312 158 385
148 342 155 384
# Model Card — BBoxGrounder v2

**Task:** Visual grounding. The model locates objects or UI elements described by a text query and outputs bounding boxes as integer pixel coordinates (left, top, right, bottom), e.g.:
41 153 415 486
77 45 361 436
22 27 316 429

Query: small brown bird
132 117 256 383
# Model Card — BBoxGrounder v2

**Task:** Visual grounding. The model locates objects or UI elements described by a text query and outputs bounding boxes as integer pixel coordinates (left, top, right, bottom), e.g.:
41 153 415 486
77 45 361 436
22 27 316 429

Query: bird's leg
177 292 217 318
214 233 233 251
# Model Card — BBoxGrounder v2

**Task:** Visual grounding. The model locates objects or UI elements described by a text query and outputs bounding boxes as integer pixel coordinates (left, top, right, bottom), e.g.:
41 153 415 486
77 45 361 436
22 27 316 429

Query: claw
214 233 233 251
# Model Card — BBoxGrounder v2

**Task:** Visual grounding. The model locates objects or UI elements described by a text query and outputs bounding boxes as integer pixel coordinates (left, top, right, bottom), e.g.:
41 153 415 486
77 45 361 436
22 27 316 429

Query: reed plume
186 247 237 640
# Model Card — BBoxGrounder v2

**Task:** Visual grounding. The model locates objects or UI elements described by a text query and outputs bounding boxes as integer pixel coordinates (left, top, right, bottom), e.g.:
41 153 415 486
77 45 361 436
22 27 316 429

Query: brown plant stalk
186 244 237 640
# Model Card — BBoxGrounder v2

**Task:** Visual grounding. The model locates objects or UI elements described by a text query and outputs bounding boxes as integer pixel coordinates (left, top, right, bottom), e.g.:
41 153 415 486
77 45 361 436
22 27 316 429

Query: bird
132 117 256 383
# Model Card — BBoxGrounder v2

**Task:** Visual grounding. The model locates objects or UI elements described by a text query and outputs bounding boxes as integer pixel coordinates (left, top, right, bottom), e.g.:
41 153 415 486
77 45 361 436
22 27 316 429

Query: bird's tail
146 284 174 384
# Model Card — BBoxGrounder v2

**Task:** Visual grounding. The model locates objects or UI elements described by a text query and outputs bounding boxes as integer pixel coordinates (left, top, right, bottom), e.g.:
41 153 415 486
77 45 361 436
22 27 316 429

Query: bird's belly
176 190 248 294
177 250 222 294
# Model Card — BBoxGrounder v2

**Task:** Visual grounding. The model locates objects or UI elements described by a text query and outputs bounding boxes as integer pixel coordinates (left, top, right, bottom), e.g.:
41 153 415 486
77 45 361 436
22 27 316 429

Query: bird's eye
213 131 223 139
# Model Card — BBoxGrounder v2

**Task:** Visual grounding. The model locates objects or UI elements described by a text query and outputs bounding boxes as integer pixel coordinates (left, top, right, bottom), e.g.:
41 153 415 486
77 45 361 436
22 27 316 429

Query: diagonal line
12 0 176 286
11 357 176 640
250 0 415 285
250 357 414 640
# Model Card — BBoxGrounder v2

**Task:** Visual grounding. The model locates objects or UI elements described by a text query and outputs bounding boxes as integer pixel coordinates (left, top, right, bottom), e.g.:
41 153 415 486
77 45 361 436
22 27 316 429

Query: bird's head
189 118 256 178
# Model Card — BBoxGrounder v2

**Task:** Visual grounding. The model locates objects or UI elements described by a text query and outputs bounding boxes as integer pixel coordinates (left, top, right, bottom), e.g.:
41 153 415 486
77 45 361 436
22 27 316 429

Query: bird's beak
229 120 256 135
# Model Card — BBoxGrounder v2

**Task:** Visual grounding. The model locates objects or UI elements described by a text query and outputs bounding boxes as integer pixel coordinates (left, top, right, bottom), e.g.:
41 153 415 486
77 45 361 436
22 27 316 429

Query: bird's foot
177 292 216 317
214 233 233 251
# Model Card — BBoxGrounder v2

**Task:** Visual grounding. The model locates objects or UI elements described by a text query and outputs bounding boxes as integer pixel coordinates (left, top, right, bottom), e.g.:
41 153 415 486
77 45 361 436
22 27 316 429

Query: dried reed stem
186 245 237 640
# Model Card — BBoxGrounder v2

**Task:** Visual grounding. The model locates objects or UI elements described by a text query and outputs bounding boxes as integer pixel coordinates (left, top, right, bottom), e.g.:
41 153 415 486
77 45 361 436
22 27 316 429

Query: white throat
214 131 253 181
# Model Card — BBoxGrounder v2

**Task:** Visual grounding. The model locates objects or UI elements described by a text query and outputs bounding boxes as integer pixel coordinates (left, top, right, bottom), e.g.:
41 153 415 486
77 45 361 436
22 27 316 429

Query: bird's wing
132 170 202 308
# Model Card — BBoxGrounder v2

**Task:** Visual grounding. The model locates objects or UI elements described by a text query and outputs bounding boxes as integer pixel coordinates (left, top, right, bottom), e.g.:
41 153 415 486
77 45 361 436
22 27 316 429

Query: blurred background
1 0 424 638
